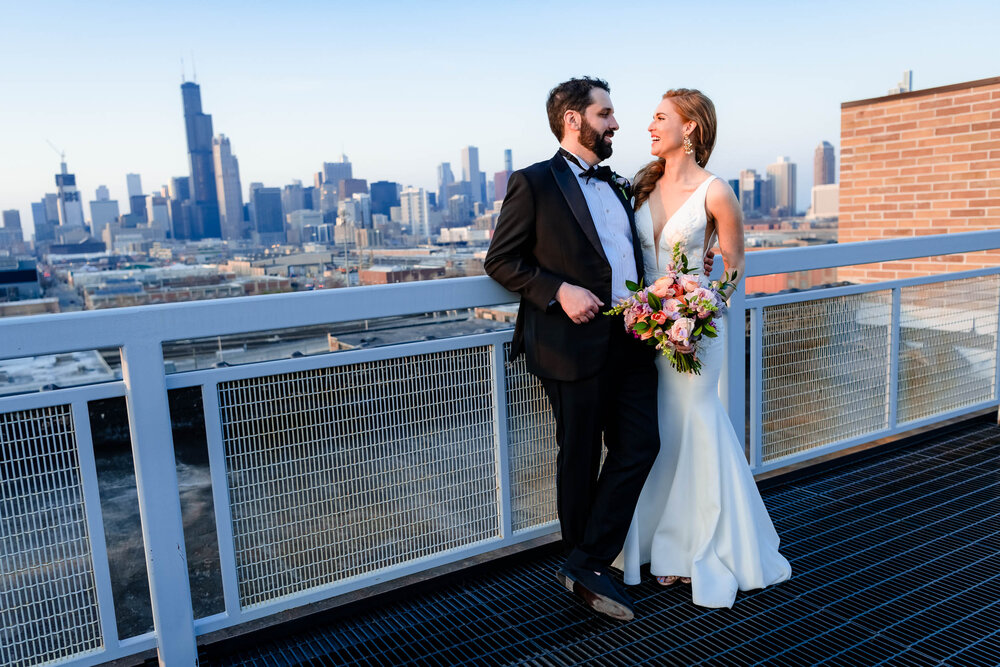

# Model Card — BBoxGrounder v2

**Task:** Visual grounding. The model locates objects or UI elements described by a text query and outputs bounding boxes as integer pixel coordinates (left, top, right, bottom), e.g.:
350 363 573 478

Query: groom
484 77 660 621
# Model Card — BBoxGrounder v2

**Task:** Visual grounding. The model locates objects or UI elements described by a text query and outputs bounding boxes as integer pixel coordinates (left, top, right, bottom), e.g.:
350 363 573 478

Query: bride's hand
674 342 694 354
703 249 716 274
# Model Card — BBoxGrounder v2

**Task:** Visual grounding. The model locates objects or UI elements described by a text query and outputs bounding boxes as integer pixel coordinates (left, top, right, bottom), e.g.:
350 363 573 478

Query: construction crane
46 140 66 164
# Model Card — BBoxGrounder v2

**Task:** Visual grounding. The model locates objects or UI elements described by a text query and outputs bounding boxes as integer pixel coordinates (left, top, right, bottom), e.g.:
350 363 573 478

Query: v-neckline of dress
652 175 715 267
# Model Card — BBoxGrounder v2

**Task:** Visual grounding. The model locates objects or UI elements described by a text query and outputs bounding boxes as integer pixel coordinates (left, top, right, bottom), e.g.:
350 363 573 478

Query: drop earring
682 134 694 155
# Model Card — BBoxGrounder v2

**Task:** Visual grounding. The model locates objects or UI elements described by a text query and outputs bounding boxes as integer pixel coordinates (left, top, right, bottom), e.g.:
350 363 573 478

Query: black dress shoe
556 565 635 621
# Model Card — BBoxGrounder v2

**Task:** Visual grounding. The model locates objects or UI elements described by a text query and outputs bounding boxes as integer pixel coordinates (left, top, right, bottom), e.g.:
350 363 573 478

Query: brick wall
838 76 1000 282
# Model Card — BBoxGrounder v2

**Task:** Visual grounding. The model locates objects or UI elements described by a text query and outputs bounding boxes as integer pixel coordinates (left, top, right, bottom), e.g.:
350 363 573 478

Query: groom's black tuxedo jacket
485 151 653 382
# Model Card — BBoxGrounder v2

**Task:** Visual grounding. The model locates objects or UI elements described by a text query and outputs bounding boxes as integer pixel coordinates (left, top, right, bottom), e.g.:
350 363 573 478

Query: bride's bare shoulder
706 176 740 215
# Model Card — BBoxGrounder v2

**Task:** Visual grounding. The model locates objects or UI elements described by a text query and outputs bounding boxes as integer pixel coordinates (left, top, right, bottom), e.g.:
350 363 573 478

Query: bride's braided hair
633 89 718 210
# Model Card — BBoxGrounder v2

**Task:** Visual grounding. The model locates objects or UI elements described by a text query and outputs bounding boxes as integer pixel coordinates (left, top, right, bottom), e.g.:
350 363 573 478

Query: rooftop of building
198 416 1000 666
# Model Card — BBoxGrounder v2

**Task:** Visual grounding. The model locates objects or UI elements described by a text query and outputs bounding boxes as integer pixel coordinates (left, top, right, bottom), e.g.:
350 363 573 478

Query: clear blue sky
1 0 997 237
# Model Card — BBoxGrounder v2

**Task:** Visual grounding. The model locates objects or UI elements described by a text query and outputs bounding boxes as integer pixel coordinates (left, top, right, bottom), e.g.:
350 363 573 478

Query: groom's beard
580 117 614 161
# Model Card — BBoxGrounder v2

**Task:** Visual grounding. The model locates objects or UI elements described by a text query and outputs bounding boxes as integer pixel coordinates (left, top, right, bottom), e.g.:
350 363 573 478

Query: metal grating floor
200 418 1000 666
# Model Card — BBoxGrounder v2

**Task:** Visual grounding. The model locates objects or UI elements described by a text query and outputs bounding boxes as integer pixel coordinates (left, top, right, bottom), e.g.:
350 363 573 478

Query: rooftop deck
3 231 1000 667
200 417 1000 666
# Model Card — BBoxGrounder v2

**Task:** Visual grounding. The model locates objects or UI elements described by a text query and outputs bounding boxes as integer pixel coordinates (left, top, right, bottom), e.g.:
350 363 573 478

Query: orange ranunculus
651 311 667 325
649 280 672 299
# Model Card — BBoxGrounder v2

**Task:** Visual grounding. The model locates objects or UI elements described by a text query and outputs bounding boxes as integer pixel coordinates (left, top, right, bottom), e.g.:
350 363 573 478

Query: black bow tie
580 164 614 184
559 148 615 184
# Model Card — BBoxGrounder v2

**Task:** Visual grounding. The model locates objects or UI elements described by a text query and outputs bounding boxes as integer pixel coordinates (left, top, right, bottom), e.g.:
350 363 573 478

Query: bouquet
604 242 738 374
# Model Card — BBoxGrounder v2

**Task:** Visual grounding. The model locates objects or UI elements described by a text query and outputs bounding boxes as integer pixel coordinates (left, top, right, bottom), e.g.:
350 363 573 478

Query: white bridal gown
613 175 791 608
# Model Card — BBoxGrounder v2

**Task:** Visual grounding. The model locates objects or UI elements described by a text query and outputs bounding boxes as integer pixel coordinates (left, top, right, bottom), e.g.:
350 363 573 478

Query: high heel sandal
656 575 691 586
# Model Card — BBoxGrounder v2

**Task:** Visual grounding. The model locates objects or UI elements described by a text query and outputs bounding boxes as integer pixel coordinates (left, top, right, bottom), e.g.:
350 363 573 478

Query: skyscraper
766 156 797 217
461 146 482 205
814 141 836 186
2 210 21 232
504 149 513 172
437 162 455 210
494 171 512 201
55 161 85 228
31 202 53 242
181 81 221 239
322 156 353 191
370 181 401 217
89 187 119 235
400 187 431 239
888 70 913 95
126 173 142 197
250 186 285 246
212 134 244 240
145 195 170 235
125 173 146 221
281 180 306 216
338 178 368 201
739 169 772 217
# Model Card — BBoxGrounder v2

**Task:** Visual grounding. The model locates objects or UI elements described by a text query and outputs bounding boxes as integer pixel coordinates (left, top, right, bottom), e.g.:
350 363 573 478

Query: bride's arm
706 180 745 301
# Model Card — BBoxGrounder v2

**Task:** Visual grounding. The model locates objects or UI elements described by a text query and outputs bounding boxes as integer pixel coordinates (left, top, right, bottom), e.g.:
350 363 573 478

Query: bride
613 89 791 608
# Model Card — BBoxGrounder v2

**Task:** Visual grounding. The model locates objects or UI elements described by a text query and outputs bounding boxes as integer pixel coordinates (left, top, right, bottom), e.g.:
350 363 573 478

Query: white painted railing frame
730 230 1000 474
2 228 1000 666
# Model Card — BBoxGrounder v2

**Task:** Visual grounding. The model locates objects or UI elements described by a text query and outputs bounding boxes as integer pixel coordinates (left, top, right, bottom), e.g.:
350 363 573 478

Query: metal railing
1 229 998 666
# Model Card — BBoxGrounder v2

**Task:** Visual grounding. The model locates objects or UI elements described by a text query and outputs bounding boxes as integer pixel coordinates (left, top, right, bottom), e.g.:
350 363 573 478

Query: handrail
0 276 517 360
5 230 999 361
741 229 1000 276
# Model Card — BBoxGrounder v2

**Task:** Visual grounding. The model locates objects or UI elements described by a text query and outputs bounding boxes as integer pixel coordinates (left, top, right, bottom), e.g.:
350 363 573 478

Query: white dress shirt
563 151 638 305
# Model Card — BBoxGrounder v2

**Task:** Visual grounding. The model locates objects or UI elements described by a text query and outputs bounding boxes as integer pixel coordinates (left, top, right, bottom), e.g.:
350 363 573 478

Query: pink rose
678 274 702 294
662 298 683 320
668 317 695 344
690 287 717 305
649 276 674 299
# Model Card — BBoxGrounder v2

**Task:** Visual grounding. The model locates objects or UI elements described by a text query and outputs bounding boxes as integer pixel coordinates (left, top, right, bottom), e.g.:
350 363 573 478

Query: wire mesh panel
898 274 1000 424
217 347 500 609
760 291 892 463
0 405 103 666
503 344 557 533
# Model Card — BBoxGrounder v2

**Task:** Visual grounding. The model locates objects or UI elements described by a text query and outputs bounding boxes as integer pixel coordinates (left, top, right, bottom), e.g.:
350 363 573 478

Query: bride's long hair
633 89 718 210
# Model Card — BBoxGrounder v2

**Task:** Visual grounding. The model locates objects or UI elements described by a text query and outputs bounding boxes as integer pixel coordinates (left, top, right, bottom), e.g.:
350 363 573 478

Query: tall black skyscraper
181 81 221 239
370 181 401 217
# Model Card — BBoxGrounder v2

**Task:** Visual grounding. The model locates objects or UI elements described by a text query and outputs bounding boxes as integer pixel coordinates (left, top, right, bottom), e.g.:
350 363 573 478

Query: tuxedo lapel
613 186 645 280
549 153 608 264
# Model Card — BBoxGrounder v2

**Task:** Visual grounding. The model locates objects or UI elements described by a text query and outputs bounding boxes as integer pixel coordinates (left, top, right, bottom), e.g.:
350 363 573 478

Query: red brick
935 124 973 135
919 98 956 110
952 92 994 104
936 104 972 116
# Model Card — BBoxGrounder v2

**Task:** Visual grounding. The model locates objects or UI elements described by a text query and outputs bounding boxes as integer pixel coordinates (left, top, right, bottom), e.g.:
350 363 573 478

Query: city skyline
2 1 998 237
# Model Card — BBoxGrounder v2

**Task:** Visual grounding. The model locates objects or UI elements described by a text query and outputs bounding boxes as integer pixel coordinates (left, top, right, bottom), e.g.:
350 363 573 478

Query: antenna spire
181 57 185 83
191 51 197 83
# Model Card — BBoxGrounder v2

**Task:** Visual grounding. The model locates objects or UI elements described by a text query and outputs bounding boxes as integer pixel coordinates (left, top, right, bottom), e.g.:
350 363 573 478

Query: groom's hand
556 283 604 324
703 248 716 274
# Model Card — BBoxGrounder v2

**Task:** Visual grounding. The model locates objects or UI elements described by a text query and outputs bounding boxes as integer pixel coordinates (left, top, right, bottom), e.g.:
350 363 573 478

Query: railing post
120 340 198 665
994 279 1000 425
888 288 902 430
492 343 514 540
723 284 747 455
749 306 764 471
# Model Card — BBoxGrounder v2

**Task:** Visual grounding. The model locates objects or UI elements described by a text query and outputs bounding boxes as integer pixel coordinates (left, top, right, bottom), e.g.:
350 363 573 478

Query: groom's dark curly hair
546 76 610 141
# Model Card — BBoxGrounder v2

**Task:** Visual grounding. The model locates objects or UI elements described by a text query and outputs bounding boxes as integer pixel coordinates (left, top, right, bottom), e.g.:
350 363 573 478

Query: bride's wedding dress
613 174 791 608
